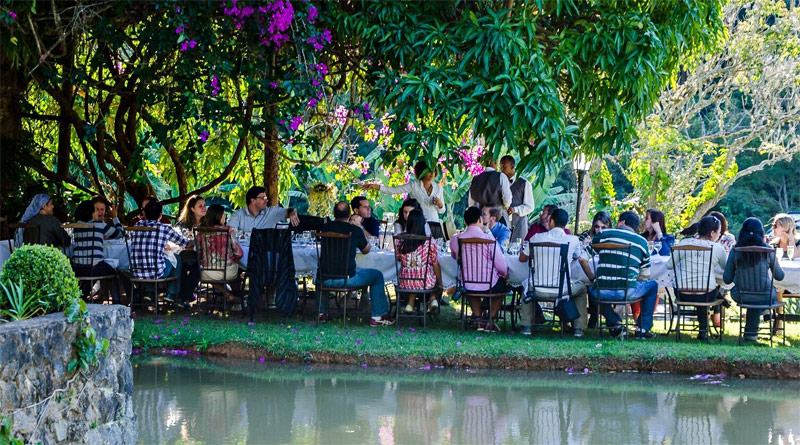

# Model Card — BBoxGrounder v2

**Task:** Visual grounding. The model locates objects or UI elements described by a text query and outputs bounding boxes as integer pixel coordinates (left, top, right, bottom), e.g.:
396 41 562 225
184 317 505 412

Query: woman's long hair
736 217 769 267
709 211 729 235
399 210 427 254
641 208 667 241
589 211 612 236
179 195 204 228
769 213 797 247
396 198 422 231
74 200 94 223
202 204 226 227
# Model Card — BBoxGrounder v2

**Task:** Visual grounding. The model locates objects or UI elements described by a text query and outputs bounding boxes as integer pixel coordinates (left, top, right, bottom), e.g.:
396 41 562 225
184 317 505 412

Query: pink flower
315 63 328 75
210 75 220 96
270 81 279 89
172 329 179 334
153 335 159 340
281 359 287 363
154 318 163 325
356 339 362 345
307 5 318 22
259 357 265 363
8 11 17 19
361 363 368 368
175 25 184 34
199 130 210 142
307 98 318 108
456 341 462 346
290 115 302 132
247 321 254 326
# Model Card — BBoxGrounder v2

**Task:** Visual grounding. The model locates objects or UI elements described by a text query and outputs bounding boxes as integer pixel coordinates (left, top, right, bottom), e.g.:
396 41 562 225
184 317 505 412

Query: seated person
316 201 394 326
198 204 243 304
590 210 658 339
177 195 207 230
769 212 800 259
519 208 590 337
350 196 381 238
18 193 70 248
227 186 299 233
72 198 125 302
724 217 784 341
482 205 511 252
132 200 193 303
524 204 572 241
450 207 509 333
395 210 441 313
133 195 172 225
668 215 727 340
394 198 431 237
641 208 675 256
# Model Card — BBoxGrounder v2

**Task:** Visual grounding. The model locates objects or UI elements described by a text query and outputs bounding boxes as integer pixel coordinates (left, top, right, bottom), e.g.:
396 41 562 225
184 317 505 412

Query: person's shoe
163 294 175 304
520 325 532 336
744 334 758 342
230 304 242 312
439 298 450 307
697 331 708 341
430 299 439 309
484 323 500 333
404 304 415 314
370 315 395 326
318 313 330 323
634 328 655 339
175 301 190 310
142 296 152 303
609 326 628 340
573 328 585 338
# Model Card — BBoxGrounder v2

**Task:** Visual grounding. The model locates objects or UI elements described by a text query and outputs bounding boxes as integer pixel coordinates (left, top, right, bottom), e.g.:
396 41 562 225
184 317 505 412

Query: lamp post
573 153 591 234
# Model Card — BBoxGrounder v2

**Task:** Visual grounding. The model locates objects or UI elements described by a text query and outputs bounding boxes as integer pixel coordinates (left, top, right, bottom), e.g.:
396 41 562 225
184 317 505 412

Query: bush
0 245 80 313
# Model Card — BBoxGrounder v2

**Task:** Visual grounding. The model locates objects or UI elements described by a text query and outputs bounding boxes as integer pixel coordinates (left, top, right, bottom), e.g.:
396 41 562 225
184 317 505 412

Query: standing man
500 155 534 242
228 186 300 232
350 196 381 238
468 155 512 225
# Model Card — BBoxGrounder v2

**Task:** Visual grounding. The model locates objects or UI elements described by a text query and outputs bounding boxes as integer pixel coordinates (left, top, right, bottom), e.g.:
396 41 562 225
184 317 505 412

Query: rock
0 305 137 444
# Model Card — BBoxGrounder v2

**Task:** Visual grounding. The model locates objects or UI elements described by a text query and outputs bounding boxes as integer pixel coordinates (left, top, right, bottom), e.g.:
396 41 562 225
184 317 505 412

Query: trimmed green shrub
0 245 80 313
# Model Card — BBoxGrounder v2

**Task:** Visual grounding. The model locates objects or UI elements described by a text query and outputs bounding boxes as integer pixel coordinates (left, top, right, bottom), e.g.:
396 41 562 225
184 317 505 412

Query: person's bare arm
579 257 594 281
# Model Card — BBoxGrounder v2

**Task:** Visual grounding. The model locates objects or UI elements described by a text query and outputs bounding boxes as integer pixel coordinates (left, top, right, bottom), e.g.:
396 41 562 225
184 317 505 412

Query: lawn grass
131 302 800 378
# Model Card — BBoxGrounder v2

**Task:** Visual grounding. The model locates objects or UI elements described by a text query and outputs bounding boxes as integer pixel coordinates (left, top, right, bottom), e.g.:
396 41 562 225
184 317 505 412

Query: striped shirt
592 228 650 289
72 218 124 266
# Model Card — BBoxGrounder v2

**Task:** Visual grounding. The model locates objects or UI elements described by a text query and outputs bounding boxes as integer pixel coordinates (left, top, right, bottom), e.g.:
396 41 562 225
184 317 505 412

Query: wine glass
653 242 662 255
647 241 655 254
788 245 796 260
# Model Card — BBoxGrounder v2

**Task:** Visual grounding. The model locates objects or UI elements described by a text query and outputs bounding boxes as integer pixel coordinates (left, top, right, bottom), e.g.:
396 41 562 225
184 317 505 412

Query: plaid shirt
131 220 189 279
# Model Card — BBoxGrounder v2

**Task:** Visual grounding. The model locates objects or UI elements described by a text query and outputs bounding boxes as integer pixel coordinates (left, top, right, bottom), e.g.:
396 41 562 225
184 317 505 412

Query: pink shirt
450 225 509 291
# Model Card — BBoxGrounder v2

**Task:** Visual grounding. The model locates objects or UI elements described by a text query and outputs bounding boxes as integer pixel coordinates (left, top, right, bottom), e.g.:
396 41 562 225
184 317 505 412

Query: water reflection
133 357 800 444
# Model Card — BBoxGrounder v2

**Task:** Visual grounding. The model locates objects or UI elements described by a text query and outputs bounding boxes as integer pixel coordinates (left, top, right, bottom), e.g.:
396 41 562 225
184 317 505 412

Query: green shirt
592 228 650 289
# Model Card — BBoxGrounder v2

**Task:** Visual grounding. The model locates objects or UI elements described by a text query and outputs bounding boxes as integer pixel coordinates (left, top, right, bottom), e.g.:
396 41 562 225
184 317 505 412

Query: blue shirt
227 206 287 233
490 223 511 252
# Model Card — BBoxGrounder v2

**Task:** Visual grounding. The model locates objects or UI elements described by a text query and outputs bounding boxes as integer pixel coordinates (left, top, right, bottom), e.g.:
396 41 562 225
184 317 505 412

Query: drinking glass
788 245 796 259
502 239 510 253
647 241 655 254
654 242 662 255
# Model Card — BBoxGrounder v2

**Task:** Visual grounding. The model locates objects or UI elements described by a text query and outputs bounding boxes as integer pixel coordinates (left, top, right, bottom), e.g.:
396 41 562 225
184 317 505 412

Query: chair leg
460 297 466 333
675 305 681 342
738 305 743 346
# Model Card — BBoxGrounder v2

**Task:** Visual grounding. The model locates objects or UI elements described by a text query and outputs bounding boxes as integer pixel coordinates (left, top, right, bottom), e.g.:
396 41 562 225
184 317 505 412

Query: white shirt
468 167 512 209
667 238 727 290
380 181 445 223
509 176 535 217
524 227 582 289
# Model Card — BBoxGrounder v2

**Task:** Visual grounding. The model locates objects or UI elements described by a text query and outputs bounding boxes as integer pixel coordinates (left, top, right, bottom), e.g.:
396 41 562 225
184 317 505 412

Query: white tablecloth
239 242 398 282
775 258 800 294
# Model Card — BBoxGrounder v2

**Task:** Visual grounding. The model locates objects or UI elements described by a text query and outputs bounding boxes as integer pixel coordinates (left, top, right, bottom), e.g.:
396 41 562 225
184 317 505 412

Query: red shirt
524 222 570 241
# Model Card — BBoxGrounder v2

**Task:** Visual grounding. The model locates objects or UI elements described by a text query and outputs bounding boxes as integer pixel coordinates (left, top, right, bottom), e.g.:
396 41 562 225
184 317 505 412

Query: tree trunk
0 52 29 203
57 38 75 179
263 126 280 206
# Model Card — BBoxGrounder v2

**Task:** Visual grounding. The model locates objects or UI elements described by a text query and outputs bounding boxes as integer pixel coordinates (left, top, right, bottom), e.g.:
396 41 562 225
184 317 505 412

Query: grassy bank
131 307 800 379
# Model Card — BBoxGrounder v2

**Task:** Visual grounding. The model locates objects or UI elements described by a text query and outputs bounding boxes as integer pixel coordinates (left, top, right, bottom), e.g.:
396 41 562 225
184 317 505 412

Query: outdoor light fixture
573 153 591 234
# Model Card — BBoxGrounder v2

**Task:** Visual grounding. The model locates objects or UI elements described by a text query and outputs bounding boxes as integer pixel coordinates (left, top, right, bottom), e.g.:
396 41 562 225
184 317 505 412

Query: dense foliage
0 0 725 219
0 245 80 312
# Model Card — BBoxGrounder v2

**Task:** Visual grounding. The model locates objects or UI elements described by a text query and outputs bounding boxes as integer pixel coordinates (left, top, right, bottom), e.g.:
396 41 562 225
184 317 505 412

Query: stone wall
0 305 137 444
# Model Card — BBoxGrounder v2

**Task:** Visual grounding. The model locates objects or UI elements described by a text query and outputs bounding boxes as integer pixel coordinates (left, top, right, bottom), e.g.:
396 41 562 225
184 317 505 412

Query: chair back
275 222 290 230
427 222 444 240
316 232 352 283
378 219 390 249
193 227 232 279
457 237 499 292
123 226 160 278
248 228 293 282
670 245 715 296
393 233 435 291
8 223 40 250
62 222 94 258
591 242 635 293
731 246 776 303
528 242 571 298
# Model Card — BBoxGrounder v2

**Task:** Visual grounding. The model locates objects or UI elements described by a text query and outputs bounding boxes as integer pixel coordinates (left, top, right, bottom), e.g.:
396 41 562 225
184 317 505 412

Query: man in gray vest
500 155 535 242
468 154 512 225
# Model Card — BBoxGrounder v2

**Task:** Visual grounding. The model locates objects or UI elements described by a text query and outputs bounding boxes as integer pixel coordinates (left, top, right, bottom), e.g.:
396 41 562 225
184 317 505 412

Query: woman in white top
667 215 727 340
366 161 445 223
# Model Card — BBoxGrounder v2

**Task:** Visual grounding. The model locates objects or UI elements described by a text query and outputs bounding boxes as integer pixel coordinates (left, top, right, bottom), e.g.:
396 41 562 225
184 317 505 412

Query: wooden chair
122 226 179 315
427 222 444 240
378 219 390 249
526 242 573 336
590 242 641 339
670 245 725 342
731 246 785 346
456 237 510 332
6 223 40 252
67 222 118 303
393 233 438 330
193 227 241 314
315 232 369 326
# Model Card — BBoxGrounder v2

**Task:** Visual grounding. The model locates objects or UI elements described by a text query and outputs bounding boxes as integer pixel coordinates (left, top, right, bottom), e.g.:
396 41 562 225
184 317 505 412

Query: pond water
133 356 800 444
